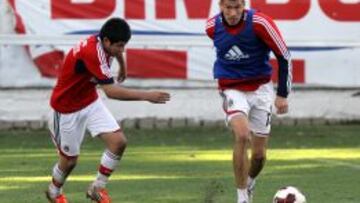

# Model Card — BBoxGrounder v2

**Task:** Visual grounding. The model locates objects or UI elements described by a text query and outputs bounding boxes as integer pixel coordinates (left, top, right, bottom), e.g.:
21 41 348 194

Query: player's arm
115 52 127 83
83 48 170 104
253 12 292 114
100 84 170 104
205 16 216 40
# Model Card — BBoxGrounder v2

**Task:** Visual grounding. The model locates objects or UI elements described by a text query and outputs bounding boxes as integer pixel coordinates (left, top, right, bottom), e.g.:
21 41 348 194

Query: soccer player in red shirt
206 0 291 202
45 18 170 203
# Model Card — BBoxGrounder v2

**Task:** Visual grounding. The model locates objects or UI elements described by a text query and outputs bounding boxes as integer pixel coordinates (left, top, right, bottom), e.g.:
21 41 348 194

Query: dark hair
220 0 245 4
99 18 131 44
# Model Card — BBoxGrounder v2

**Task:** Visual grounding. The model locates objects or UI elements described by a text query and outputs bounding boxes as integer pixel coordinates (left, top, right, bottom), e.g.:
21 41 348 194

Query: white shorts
48 98 120 157
220 82 274 136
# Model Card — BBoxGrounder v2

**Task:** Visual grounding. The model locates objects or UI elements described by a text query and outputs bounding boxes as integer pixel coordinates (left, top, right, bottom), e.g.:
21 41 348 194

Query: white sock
48 163 66 198
237 188 248 202
52 163 66 184
247 176 255 188
93 150 120 188
93 172 109 188
48 182 62 198
247 177 253 185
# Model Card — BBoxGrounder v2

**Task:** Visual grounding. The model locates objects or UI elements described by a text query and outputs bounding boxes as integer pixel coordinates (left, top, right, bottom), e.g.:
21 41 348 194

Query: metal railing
1 34 360 47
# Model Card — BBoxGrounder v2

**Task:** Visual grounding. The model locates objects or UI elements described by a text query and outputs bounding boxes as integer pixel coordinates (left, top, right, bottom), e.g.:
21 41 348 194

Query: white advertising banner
0 0 359 87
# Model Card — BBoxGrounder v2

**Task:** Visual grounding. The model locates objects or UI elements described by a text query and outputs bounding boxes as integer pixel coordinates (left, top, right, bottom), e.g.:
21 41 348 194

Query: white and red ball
273 186 306 203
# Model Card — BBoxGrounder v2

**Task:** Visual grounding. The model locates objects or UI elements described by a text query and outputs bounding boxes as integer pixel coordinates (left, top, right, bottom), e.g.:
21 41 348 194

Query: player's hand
145 91 171 104
116 52 127 83
275 96 288 114
117 68 127 83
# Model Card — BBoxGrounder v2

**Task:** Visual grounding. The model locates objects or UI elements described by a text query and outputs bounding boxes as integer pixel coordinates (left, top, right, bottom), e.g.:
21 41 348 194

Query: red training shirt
50 35 114 113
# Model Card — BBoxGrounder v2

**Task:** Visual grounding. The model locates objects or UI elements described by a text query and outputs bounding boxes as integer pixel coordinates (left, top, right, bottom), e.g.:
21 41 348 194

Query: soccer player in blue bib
206 0 292 202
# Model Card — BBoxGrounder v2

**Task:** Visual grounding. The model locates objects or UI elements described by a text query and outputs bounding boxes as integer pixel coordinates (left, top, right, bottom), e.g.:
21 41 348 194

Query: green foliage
0 125 359 202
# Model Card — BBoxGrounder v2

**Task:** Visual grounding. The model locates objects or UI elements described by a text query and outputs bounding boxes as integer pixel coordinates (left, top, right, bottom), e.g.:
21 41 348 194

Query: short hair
99 18 131 44
220 0 245 5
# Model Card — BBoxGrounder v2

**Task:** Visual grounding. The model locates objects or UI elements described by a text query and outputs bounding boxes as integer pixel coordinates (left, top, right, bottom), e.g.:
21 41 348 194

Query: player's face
103 38 126 57
220 0 245 26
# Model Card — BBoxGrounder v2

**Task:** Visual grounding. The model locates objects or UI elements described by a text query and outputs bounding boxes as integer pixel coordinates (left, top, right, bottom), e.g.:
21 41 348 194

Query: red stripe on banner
251 0 310 20
7 0 26 34
9 0 64 78
184 0 212 19
270 59 305 83
156 0 176 19
126 49 187 79
51 0 116 19
319 0 360 22
125 0 145 19
33 51 64 78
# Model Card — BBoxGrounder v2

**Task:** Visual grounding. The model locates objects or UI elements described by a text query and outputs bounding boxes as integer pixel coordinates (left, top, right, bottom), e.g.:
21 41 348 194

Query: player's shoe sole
45 190 68 203
86 185 111 203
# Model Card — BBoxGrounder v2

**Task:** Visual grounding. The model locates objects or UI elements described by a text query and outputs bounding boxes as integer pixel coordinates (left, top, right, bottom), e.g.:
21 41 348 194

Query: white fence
1 34 360 47
1 0 360 88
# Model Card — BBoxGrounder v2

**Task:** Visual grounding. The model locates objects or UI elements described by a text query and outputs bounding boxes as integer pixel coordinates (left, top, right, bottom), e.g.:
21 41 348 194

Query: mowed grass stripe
0 125 359 203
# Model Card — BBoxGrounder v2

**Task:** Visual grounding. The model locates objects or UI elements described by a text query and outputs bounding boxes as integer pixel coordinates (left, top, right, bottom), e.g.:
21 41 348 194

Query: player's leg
246 82 274 202
247 133 268 202
230 114 252 203
46 110 86 202
86 99 126 202
86 130 127 202
249 135 268 180
221 89 251 203
46 155 77 203
92 130 127 188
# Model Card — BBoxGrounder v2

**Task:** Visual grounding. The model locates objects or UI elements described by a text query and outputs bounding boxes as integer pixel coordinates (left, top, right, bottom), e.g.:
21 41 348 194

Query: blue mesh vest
213 9 272 79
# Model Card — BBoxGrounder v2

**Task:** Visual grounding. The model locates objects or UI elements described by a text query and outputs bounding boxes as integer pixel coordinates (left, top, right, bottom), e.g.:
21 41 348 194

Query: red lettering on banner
51 0 115 19
184 0 212 19
126 49 187 79
156 0 176 19
33 50 64 77
153 0 212 19
271 59 305 83
318 0 360 22
49 0 360 21
125 0 145 19
251 0 310 20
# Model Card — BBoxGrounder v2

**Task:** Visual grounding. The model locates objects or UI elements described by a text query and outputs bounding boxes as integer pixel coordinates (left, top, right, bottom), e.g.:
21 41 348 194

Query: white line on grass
317 159 360 170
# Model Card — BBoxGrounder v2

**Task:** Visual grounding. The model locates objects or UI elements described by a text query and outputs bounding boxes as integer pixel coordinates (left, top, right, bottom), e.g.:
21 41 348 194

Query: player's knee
252 151 266 161
60 157 78 172
233 130 250 143
109 132 127 154
115 135 127 149
67 160 77 171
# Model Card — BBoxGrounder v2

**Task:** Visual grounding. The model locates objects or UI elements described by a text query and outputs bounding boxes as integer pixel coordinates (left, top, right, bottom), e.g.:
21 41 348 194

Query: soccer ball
273 186 306 203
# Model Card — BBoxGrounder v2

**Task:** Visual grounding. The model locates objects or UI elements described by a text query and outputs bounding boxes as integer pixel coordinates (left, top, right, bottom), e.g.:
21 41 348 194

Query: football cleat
45 191 68 203
86 185 111 203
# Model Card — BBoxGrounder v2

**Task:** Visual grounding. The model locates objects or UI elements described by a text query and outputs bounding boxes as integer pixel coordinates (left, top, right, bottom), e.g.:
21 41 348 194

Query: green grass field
0 125 359 203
